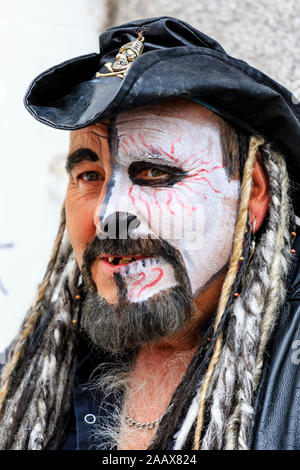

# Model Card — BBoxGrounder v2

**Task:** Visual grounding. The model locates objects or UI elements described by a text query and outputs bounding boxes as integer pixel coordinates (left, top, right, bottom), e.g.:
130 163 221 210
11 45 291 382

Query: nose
100 211 140 239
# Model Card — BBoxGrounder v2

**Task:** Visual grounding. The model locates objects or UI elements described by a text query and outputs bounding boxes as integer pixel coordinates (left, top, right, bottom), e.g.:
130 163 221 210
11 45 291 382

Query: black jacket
249 225 300 449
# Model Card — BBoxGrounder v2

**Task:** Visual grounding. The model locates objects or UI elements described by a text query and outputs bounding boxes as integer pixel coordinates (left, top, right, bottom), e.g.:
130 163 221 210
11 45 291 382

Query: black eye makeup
128 161 186 187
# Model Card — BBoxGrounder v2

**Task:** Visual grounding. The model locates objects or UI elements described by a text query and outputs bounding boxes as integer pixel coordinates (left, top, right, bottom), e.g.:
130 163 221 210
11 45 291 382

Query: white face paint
97 101 240 302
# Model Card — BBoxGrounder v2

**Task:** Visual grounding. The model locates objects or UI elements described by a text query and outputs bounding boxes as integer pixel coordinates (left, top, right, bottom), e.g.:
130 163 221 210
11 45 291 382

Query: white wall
0 0 106 351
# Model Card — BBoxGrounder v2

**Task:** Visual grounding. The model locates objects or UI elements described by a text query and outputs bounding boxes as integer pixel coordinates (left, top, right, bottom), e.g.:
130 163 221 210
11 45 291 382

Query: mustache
81 236 191 293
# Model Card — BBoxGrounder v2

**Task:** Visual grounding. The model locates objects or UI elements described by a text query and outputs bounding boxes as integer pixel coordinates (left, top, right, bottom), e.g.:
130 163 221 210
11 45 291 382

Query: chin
80 284 193 355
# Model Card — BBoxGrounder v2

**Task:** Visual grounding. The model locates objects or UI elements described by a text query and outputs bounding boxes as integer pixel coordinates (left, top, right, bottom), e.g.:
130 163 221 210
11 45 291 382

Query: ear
249 152 270 233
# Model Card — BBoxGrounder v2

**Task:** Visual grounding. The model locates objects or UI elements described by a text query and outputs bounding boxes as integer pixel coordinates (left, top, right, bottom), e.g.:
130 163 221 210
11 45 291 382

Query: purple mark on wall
0 243 14 295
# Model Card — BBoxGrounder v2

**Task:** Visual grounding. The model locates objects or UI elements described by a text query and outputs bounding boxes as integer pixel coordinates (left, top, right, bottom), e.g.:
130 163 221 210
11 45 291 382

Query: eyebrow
65 148 99 174
123 147 181 170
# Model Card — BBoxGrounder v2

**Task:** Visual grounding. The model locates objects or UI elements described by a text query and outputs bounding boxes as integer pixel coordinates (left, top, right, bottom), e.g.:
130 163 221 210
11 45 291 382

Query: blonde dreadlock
193 135 263 449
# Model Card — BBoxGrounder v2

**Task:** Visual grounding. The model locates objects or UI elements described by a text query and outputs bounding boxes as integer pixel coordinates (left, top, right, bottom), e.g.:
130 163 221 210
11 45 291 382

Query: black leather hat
24 16 300 213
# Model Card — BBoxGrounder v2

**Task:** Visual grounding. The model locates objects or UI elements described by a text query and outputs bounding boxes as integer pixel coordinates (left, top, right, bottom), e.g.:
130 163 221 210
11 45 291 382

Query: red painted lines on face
126 164 223 223
128 268 164 301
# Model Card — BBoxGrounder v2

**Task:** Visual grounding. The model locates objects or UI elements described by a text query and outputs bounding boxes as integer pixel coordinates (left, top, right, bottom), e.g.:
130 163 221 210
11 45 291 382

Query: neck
117 341 198 450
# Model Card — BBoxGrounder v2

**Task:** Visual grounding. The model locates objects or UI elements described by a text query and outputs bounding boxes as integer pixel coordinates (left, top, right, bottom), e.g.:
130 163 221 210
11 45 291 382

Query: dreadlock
0 135 294 449
0 205 81 449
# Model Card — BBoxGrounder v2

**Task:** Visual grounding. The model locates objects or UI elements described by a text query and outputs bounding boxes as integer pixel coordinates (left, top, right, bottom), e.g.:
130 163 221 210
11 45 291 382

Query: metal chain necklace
124 413 163 430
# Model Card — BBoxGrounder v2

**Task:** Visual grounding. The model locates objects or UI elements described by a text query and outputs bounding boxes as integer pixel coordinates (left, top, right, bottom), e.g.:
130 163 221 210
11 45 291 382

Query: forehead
116 99 220 134
69 99 222 158
69 121 109 155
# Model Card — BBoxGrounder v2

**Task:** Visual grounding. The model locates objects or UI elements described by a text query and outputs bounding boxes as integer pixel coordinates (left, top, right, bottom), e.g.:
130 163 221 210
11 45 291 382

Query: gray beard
81 281 192 355
80 236 193 355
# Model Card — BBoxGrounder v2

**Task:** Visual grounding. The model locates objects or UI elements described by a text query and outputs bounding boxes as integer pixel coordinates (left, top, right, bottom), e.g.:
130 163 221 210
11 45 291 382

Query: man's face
65 99 240 352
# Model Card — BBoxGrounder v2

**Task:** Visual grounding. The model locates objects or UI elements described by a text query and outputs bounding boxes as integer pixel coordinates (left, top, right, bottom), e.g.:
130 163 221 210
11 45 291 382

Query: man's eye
78 171 101 182
128 161 185 187
138 168 168 180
